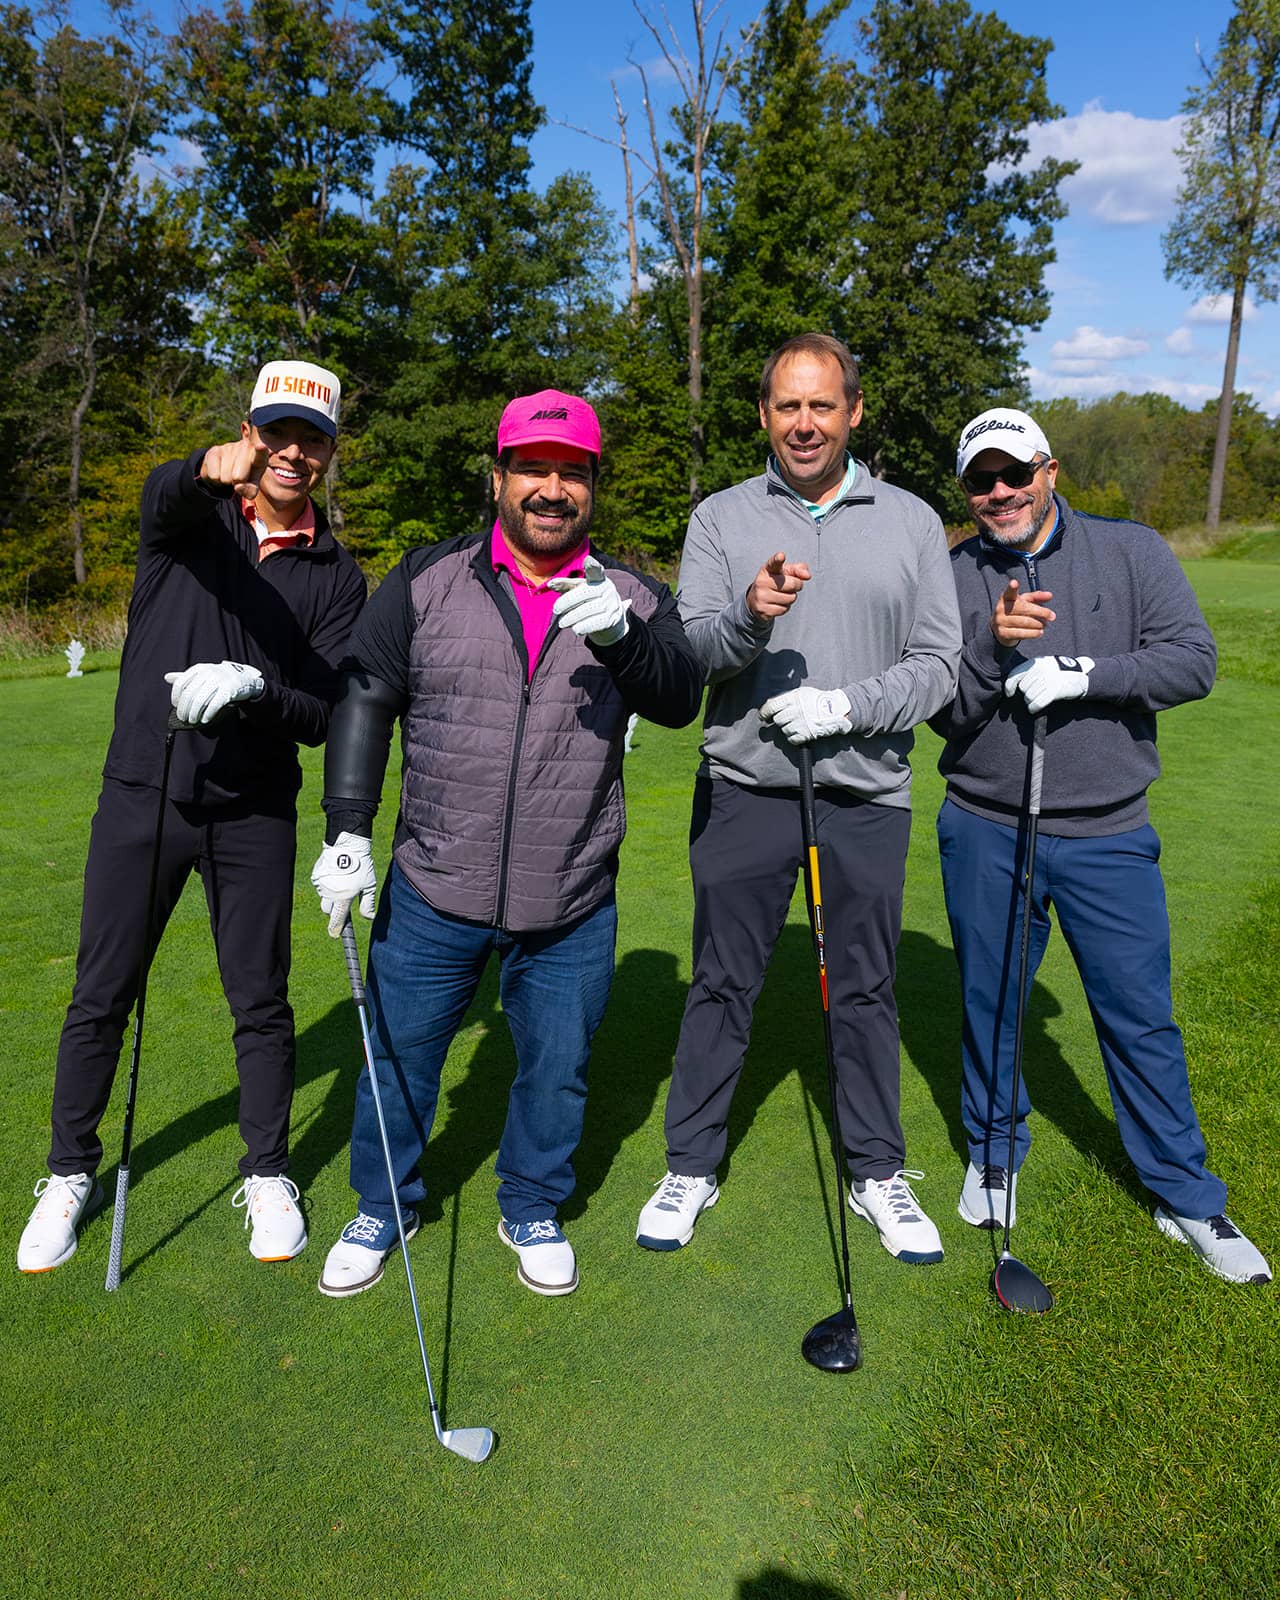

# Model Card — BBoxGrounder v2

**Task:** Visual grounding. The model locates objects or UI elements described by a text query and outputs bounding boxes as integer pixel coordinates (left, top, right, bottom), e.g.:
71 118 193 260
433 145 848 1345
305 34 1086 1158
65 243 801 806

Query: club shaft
341 922 444 1434
797 748 855 1312
105 726 177 1292
1002 714 1046 1253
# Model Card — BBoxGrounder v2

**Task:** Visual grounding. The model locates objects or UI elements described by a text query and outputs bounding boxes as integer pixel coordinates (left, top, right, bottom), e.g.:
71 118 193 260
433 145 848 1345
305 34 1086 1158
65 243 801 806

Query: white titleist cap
956 407 1051 477
250 360 341 439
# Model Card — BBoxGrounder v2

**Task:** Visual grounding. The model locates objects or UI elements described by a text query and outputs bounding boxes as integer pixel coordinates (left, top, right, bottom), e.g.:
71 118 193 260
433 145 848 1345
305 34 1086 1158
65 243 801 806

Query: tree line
0 0 1262 624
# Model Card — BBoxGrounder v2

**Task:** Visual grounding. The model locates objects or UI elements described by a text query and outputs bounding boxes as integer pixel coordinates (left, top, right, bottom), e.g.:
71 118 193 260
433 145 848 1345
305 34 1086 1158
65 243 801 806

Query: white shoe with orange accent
232 1174 307 1261
17 1172 104 1272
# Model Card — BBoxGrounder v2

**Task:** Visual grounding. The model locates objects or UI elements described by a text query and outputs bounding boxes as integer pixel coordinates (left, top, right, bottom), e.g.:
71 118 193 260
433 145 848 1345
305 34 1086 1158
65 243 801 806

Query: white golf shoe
499 1217 578 1296
1154 1208 1272 1284
848 1169 944 1264
318 1210 420 1297
958 1161 1017 1230
636 1171 719 1250
231 1174 307 1262
17 1172 104 1273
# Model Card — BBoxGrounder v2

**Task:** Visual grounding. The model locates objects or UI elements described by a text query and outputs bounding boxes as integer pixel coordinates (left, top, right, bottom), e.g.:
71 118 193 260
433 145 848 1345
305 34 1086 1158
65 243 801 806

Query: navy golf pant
664 776 912 1182
48 778 298 1179
937 799 1226 1219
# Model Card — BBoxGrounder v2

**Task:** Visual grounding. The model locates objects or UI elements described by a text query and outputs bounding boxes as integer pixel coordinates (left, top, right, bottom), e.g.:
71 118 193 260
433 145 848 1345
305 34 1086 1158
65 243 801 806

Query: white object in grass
65 638 86 677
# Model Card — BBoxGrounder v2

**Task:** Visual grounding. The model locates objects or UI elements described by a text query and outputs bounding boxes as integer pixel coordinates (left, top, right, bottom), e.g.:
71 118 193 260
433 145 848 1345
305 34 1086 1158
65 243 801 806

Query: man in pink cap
309 389 702 1299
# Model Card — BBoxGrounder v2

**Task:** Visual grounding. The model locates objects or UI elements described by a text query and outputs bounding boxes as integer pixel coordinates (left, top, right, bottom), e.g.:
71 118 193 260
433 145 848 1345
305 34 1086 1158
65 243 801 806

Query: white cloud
1186 293 1259 324
1016 101 1184 226
1050 325 1149 365
1149 376 1222 405
1165 327 1195 355
1024 364 1229 408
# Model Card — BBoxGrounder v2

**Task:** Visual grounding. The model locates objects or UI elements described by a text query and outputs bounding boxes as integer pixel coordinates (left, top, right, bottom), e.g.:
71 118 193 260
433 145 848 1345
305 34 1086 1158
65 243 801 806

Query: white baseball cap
956 407 1051 478
250 360 341 439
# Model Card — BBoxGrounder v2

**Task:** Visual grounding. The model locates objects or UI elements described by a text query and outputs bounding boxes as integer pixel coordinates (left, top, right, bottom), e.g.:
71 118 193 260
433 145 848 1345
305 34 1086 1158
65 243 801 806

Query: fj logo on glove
337 854 351 869
1059 657 1082 670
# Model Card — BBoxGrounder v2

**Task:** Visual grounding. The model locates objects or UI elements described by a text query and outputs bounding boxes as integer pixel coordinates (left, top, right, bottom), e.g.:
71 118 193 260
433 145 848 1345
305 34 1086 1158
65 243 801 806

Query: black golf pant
48 778 298 1179
664 776 912 1181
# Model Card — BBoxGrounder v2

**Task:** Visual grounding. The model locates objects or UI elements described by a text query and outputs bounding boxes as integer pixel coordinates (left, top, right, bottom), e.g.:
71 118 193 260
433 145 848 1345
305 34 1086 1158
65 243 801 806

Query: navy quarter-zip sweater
932 496 1216 835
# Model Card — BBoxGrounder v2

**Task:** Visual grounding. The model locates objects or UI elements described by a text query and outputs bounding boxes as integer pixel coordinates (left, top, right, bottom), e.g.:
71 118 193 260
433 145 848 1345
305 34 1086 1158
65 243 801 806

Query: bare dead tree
630 0 759 510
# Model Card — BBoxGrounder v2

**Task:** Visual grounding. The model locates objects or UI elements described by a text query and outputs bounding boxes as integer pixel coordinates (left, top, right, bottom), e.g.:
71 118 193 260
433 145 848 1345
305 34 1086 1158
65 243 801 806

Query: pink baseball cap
497 389 601 460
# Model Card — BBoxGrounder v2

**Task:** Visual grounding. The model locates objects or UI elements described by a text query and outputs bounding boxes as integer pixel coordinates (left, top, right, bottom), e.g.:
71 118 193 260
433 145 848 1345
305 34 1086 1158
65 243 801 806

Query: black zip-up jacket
103 449 366 809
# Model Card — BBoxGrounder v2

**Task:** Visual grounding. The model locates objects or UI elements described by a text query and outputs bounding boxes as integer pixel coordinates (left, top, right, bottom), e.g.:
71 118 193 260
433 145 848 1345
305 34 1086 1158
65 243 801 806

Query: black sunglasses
960 457 1047 496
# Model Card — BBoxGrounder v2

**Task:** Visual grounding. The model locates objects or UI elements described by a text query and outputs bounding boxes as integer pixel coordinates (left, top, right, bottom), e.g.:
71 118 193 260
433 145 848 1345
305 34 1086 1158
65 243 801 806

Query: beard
497 480 594 564
976 484 1055 550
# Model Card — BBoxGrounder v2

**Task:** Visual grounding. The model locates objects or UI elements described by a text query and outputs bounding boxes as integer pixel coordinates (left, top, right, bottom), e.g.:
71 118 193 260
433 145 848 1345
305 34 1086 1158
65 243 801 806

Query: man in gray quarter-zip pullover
636 333 962 1264
934 405 1269 1285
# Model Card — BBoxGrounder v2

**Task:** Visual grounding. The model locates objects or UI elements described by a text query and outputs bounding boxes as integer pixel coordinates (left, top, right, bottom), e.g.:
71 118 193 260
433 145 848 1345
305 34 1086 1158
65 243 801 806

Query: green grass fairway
1 562 1277 1600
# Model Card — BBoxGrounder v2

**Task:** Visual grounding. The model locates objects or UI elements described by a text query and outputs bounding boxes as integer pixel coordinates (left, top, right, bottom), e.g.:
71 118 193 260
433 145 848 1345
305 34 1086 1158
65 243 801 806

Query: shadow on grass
111 942 689 1236
738 1569 853 1599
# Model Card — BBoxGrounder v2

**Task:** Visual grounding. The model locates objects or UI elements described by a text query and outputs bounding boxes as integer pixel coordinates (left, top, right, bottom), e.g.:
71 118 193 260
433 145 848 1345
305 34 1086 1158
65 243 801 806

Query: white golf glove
758 687 853 744
1004 655 1095 715
164 661 265 725
310 832 377 937
548 555 632 646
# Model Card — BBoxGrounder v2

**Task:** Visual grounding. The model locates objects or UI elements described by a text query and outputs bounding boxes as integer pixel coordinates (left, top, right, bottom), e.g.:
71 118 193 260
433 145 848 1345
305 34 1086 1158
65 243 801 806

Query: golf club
989 712 1054 1315
105 712 183 1292
339 920 495 1463
797 746 862 1373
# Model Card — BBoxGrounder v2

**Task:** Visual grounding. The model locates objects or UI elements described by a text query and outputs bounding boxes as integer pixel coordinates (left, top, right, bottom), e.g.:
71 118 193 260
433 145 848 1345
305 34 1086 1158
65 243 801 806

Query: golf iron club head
439 1425 496 1463
802 1306 863 1372
990 1251 1053 1315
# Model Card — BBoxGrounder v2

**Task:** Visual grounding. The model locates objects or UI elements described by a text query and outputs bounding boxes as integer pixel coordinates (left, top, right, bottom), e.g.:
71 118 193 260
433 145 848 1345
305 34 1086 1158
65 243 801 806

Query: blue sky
525 0 1269 414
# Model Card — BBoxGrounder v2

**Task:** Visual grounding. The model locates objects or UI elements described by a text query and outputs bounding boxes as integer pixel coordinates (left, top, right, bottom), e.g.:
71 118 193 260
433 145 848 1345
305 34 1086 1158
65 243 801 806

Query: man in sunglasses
932 405 1270 1284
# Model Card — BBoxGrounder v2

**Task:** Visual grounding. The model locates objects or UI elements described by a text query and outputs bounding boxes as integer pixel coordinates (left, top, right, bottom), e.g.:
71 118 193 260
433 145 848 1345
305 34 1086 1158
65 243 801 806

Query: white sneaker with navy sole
499 1217 578 1295
17 1173 104 1273
318 1210 420 1297
636 1171 719 1250
958 1161 1016 1230
1154 1208 1271 1284
232 1174 307 1261
849 1170 944 1264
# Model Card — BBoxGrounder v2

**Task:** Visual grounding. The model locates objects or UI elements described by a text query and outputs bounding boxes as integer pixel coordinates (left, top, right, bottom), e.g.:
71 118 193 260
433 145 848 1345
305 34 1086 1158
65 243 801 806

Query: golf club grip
341 920 366 1003
1028 714 1047 817
104 1166 129 1291
796 747 817 851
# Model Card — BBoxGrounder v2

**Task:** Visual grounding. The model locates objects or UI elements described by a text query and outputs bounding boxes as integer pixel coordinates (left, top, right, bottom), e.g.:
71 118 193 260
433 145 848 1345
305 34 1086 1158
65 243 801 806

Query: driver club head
802 1306 863 1372
990 1252 1053 1315
440 1426 496 1463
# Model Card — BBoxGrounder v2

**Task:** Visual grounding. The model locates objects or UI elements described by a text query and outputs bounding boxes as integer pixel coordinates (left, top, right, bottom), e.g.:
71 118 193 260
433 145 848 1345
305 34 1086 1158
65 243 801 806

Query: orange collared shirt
241 495 317 561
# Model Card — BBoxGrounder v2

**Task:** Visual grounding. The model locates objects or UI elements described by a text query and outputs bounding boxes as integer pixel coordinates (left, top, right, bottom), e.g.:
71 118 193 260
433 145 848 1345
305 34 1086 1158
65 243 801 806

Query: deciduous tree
1164 0 1280 529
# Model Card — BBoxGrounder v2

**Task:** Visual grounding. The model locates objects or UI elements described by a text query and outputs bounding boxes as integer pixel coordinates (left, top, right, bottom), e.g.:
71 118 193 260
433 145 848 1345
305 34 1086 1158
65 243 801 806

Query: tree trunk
1206 277 1246 530
69 351 96 586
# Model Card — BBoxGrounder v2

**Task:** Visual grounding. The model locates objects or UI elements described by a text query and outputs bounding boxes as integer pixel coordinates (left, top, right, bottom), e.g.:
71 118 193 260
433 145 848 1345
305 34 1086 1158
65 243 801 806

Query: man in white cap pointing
932 404 1270 1285
17 358 366 1275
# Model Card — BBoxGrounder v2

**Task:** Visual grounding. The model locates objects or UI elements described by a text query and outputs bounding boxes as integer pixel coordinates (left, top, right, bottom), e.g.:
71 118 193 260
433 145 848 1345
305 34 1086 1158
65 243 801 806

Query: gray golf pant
663 775 912 1182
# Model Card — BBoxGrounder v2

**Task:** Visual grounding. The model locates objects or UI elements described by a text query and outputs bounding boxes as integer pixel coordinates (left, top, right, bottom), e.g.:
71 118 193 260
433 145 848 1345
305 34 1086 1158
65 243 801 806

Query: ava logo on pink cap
497 389 601 458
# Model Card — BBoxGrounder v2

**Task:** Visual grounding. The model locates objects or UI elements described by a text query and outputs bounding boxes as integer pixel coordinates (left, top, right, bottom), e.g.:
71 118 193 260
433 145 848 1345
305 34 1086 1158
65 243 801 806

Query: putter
989 713 1054 1315
105 712 183 1292
339 921 495 1463
797 747 862 1372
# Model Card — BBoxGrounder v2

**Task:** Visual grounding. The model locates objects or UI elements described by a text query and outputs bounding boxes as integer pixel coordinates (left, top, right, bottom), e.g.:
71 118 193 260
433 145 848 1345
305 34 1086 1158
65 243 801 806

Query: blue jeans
937 800 1226 1218
349 863 617 1224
